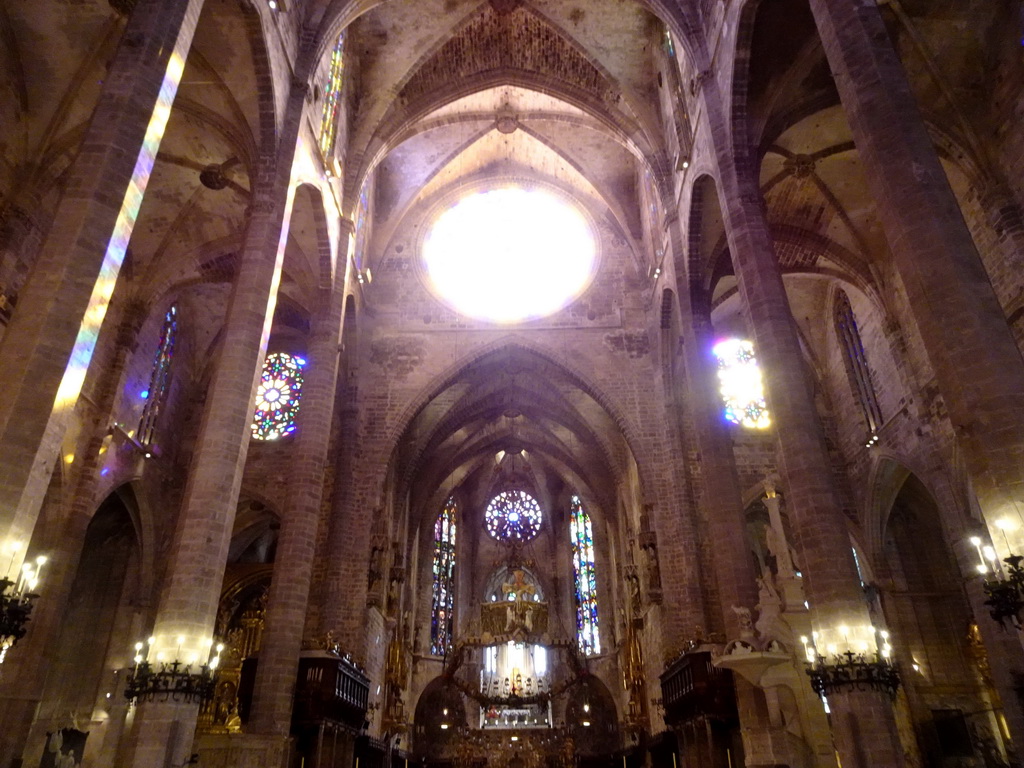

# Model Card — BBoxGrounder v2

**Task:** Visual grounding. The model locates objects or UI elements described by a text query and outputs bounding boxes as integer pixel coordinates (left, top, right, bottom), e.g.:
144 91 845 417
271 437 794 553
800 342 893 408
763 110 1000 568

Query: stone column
978 183 1024 335
0 298 147 767
249 220 352 735
0 0 205 566
806 1 1024 533
667 218 793 767
807 1 1024 748
707 145 904 765
671 274 760 628
319 381 367 656
126 77 309 768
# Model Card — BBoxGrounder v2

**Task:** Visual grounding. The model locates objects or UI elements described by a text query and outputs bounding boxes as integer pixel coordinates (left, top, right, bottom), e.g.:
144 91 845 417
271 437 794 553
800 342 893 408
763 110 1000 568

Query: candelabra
124 637 223 704
972 527 1024 630
0 551 47 662
982 553 1024 629
801 627 900 700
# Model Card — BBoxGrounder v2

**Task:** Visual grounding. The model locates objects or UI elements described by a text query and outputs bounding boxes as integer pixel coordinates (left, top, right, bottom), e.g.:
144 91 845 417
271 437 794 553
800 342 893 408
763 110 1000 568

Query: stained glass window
319 32 346 157
251 352 305 441
570 495 600 656
852 546 866 588
485 490 543 542
712 338 771 429
834 290 882 436
431 498 457 657
138 305 177 446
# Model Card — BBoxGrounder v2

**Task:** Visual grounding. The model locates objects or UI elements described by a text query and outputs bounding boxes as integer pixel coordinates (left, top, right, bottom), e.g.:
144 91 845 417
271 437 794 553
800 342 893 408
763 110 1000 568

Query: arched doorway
35 486 141 763
882 473 1010 765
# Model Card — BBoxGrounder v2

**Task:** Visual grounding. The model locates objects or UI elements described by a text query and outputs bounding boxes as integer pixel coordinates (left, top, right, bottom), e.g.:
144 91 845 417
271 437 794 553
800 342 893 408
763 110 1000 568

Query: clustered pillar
0 0 206 563
248 221 352 735
0 299 147 764
806 0 1024 747
0 1 205 765
127 79 310 767
0 1 1022 765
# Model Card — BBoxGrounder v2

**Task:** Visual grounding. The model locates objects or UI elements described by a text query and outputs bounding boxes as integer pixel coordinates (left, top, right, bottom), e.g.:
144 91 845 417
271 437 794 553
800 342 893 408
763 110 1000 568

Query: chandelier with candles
124 635 222 704
0 543 47 663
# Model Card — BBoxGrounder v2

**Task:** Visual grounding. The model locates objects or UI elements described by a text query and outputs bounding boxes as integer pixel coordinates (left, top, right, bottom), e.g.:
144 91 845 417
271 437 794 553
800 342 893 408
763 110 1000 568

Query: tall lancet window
319 32 346 158
570 495 600 655
833 290 883 436
138 305 177 446
431 497 457 656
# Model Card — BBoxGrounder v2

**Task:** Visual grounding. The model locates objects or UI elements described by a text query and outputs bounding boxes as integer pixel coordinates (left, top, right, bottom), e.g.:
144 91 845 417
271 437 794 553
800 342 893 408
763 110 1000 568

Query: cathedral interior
1 0 1024 767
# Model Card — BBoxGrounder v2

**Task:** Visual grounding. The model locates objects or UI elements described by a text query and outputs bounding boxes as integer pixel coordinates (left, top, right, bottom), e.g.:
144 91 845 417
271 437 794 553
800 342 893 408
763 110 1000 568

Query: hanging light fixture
0 547 46 662
801 626 900 700
978 519 1024 630
124 636 220 704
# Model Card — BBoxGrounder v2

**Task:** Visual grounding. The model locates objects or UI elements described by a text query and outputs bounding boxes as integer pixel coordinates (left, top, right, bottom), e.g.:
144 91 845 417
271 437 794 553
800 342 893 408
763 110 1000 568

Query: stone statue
731 605 755 640
755 574 792 648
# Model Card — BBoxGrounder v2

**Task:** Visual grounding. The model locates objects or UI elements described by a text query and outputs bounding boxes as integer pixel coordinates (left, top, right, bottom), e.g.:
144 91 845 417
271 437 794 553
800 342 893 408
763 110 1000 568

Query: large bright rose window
485 490 543 542
423 187 596 323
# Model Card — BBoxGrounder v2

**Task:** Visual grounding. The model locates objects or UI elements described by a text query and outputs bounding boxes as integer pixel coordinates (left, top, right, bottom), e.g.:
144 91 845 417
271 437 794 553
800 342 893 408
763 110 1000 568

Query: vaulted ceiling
1 0 1017 414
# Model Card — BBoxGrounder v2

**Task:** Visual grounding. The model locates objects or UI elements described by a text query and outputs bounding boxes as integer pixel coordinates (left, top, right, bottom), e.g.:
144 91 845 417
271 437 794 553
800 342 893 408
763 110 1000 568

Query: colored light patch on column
54 53 186 412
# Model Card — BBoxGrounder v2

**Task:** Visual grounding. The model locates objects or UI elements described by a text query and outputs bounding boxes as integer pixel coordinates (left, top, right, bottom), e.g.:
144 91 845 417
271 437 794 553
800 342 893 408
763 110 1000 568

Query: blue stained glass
485 490 543 542
251 352 305 440
138 305 177 446
431 498 457 656
570 495 600 655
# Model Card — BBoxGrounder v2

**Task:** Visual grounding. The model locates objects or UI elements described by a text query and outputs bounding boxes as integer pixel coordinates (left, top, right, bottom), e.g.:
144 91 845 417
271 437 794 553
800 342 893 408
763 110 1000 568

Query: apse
391 345 640 765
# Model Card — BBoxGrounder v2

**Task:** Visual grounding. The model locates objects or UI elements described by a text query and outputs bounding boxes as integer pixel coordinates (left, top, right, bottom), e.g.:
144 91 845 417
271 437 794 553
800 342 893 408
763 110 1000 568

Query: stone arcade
1 1 1023 767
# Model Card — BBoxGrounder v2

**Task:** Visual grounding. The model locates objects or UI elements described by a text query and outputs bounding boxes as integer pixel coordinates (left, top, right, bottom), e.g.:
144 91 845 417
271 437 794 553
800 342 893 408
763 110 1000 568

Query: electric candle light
4 541 20 580
971 536 988 574
0 551 48 662
996 518 1017 551
804 623 900 699
125 633 220 703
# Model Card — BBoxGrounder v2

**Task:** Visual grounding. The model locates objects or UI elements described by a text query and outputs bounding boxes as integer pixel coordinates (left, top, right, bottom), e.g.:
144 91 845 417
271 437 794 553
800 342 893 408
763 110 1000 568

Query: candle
996 519 1016 552
5 541 20 580
18 563 33 595
970 536 987 574
33 556 46 588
